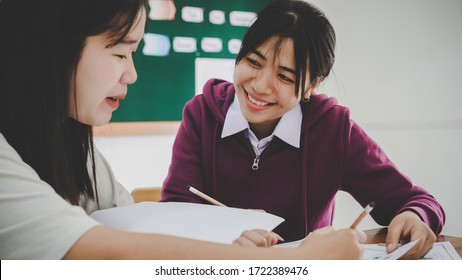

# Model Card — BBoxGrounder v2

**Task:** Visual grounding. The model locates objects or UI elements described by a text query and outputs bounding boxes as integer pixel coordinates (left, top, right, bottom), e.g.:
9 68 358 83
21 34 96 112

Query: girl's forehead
256 37 295 64
258 36 293 50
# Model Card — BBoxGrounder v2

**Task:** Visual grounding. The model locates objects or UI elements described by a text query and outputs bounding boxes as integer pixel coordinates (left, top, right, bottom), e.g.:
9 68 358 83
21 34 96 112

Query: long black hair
0 0 147 205
236 0 336 97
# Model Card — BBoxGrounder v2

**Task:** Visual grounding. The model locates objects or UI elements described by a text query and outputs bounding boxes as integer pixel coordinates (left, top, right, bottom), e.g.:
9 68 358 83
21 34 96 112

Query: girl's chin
82 114 112 127
93 118 112 127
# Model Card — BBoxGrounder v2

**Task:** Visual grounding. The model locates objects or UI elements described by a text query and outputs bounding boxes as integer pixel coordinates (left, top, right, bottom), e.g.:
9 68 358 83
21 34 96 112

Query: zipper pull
252 155 260 170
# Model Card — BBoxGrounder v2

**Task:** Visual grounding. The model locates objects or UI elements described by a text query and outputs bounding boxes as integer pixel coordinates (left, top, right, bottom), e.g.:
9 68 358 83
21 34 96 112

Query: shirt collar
222 94 302 148
222 96 248 138
273 103 302 148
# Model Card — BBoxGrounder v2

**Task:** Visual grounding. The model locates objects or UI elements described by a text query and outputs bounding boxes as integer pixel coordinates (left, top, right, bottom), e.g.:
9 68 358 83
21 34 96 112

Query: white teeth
248 94 268 106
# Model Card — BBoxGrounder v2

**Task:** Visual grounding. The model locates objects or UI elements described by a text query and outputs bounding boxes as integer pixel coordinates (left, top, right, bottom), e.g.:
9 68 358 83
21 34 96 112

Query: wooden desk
365 227 462 258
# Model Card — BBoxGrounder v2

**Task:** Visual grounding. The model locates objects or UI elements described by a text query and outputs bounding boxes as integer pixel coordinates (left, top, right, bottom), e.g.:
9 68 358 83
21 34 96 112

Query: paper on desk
362 240 461 260
90 202 285 244
420 241 461 260
278 238 419 259
362 239 420 260
276 238 461 260
274 238 420 259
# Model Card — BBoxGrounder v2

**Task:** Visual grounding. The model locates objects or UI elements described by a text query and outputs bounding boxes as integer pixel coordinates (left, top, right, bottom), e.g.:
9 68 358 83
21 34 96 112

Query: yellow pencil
350 202 375 229
188 186 227 207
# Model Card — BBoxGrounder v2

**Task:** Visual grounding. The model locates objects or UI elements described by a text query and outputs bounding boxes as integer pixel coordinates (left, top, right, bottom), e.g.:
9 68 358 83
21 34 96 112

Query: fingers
311 227 365 244
399 239 423 260
385 222 403 253
355 228 367 243
386 211 437 259
302 227 366 259
399 228 436 259
232 229 279 247
232 236 258 247
272 232 285 242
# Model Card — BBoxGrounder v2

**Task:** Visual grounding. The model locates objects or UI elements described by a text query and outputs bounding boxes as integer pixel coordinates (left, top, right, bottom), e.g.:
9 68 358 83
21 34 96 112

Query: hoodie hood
202 78 339 132
202 78 235 124
299 91 339 131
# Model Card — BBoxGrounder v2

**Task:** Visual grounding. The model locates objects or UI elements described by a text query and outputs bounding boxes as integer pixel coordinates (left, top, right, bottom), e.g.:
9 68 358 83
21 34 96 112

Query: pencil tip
369 202 375 208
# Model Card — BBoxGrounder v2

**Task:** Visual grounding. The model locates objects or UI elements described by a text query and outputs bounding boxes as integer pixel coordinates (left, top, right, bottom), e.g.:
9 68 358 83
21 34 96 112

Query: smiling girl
161 0 445 259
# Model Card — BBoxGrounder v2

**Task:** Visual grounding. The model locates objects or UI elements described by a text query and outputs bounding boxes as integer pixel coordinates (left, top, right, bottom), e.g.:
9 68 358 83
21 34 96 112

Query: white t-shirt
0 133 133 259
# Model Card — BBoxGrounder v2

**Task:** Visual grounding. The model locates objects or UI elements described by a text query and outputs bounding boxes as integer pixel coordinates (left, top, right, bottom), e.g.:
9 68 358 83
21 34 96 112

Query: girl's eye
115 52 136 59
278 74 295 83
246 57 261 67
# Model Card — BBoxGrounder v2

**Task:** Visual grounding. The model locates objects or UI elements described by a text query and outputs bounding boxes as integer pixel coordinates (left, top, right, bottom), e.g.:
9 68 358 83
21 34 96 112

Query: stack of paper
90 202 284 244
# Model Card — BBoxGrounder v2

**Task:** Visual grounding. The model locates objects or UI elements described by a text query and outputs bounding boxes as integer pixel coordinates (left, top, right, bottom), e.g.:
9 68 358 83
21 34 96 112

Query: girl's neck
249 119 279 140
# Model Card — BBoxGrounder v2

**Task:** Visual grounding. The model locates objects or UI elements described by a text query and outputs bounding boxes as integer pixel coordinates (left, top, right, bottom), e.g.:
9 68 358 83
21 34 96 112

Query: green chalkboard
111 0 272 122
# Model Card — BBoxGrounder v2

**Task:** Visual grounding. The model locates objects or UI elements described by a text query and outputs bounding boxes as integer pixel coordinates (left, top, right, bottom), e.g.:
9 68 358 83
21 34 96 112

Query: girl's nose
251 68 274 95
120 58 138 85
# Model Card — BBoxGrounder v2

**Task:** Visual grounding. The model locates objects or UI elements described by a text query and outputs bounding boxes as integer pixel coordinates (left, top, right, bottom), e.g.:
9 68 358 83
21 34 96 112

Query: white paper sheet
418 241 461 260
276 238 461 260
362 240 461 260
90 202 284 244
362 239 420 260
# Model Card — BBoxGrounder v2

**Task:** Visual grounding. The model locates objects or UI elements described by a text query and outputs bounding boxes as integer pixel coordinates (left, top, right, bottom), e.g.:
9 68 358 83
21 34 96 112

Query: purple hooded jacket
162 79 445 241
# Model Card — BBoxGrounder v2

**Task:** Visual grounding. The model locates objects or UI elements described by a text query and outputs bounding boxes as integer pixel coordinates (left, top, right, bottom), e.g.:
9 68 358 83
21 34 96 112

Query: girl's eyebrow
251 50 296 74
106 37 140 49
120 37 139 45
252 50 266 60
279 65 296 74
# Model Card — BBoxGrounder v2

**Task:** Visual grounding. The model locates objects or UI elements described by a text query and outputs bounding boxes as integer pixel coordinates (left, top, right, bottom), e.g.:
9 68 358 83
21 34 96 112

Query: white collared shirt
221 94 302 156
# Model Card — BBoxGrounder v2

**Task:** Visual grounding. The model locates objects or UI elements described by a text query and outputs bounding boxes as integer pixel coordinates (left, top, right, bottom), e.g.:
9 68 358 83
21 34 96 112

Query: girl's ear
312 76 324 89
302 76 323 102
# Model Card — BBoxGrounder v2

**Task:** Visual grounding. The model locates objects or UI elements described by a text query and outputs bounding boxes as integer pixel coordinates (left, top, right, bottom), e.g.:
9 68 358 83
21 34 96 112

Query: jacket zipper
252 155 260 170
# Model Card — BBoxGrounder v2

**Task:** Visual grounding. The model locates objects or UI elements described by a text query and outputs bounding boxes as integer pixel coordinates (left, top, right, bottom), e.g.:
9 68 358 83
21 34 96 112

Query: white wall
95 0 462 236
